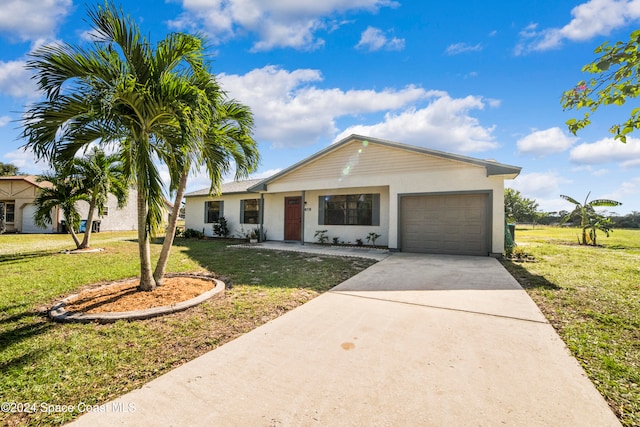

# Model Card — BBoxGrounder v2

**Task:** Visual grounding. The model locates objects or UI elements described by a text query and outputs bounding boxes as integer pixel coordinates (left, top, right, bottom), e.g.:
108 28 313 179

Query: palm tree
560 192 622 245
153 93 259 285
33 169 88 248
22 2 222 291
72 147 129 249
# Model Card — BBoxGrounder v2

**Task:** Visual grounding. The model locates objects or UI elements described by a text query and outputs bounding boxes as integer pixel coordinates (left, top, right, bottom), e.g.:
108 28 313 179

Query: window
319 194 380 226
241 199 260 224
100 206 109 217
205 201 223 223
4 203 15 223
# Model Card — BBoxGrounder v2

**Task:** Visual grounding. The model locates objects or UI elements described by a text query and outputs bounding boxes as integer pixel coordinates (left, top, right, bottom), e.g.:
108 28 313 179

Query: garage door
21 204 54 233
400 193 489 256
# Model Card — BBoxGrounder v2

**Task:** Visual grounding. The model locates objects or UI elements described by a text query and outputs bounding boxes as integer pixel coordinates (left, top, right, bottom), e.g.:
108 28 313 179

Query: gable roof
249 134 521 192
0 175 53 189
185 178 264 197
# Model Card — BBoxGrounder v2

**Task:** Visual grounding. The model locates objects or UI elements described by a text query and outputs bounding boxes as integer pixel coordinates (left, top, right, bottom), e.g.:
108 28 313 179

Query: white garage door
400 193 490 256
21 204 54 234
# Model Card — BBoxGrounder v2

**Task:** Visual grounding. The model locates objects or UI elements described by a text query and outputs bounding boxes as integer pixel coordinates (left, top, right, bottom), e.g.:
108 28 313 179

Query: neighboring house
184 135 521 256
0 175 140 233
0 175 59 233
73 187 139 232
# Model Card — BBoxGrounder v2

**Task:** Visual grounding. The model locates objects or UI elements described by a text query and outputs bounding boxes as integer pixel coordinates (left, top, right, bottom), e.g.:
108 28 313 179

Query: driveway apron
70 253 620 427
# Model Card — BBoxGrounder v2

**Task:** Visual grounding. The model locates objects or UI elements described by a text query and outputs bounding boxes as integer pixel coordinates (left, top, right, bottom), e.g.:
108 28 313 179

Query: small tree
33 168 88 248
504 189 538 223
561 29 640 142
71 148 128 249
560 192 622 245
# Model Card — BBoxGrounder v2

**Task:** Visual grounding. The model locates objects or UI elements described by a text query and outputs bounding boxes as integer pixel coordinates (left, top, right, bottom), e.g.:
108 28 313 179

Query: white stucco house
184 135 521 256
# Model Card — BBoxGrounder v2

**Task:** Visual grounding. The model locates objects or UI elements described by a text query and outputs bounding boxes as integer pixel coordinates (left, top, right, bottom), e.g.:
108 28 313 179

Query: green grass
502 226 640 426
0 233 375 426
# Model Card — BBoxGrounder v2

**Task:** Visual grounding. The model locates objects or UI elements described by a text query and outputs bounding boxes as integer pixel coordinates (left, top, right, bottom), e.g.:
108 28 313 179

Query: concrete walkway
69 253 620 426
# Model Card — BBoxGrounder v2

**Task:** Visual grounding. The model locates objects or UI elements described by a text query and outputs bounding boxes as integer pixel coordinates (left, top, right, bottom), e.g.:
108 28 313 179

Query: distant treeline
535 211 640 228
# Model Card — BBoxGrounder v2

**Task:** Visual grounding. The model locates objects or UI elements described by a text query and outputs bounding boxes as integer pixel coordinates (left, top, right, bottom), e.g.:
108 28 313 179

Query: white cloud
570 136 640 167
218 65 436 148
356 27 405 51
0 0 72 43
3 148 49 174
517 127 577 156
335 95 499 153
445 42 482 55
0 60 38 99
170 0 399 50
602 176 640 204
517 0 640 54
0 116 10 127
507 171 572 198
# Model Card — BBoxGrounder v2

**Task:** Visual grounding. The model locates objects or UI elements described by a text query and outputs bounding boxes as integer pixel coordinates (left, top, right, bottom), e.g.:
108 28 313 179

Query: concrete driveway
70 253 620 426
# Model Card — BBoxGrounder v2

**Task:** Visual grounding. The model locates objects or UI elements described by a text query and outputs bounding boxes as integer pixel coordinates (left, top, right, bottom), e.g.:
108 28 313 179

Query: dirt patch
64 276 215 314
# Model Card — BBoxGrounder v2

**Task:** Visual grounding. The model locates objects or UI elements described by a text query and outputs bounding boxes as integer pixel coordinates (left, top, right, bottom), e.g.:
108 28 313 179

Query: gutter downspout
301 190 305 245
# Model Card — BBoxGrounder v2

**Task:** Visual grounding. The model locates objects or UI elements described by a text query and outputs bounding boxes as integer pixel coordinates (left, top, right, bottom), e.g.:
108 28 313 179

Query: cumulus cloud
570 136 640 167
0 60 38 99
3 148 48 174
335 95 499 152
218 65 436 148
170 0 398 50
356 27 405 51
506 171 574 213
517 127 577 156
445 42 482 55
516 0 640 54
0 0 72 43
602 176 640 203
508 171 572 198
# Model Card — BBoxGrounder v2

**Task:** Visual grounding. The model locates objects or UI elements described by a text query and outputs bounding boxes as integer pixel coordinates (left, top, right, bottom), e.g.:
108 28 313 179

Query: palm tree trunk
80 192 98 249
153 171 188 286
136 187 156 291
69 226 81 249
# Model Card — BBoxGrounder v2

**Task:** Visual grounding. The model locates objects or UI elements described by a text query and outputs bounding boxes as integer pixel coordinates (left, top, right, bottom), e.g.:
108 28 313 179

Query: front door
284 197 302 241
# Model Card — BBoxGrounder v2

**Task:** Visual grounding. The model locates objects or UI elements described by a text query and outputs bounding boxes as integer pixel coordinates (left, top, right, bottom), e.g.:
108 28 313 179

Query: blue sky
1 0 639 215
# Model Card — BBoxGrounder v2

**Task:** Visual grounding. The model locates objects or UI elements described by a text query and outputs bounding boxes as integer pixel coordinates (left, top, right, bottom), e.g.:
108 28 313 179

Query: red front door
284 197 302 241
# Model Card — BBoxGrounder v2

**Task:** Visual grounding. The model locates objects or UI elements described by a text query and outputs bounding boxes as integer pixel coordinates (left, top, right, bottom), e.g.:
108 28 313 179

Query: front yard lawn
0 234 375 426
501 226 640 427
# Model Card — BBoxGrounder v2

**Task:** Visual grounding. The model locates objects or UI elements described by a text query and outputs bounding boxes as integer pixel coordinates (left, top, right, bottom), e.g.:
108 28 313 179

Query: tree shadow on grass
500 260 562 290
172 238 375 292
0 250 59 264
0 312 52 353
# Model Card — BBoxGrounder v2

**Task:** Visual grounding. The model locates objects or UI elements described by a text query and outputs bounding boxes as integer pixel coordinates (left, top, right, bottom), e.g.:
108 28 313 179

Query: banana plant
560 192 622 245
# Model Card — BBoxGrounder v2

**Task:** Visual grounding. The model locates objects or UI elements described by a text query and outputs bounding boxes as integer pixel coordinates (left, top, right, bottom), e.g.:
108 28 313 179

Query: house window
241 199 260 224
319 194 380 226
4 203 15 223
100 206 109 216
205 201 223 223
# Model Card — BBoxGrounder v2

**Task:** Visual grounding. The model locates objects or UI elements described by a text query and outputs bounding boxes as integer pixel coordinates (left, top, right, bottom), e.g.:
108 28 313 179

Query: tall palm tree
560 192 622 245
72 147 129 249
33 169 88 248
22 2 219 291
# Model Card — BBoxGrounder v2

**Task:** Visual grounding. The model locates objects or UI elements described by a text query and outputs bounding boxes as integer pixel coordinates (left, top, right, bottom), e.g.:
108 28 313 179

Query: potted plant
249 229 258 244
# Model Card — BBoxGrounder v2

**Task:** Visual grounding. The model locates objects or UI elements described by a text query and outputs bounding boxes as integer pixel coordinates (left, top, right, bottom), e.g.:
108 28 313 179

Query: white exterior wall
259 187 389 245
185 193 261 238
